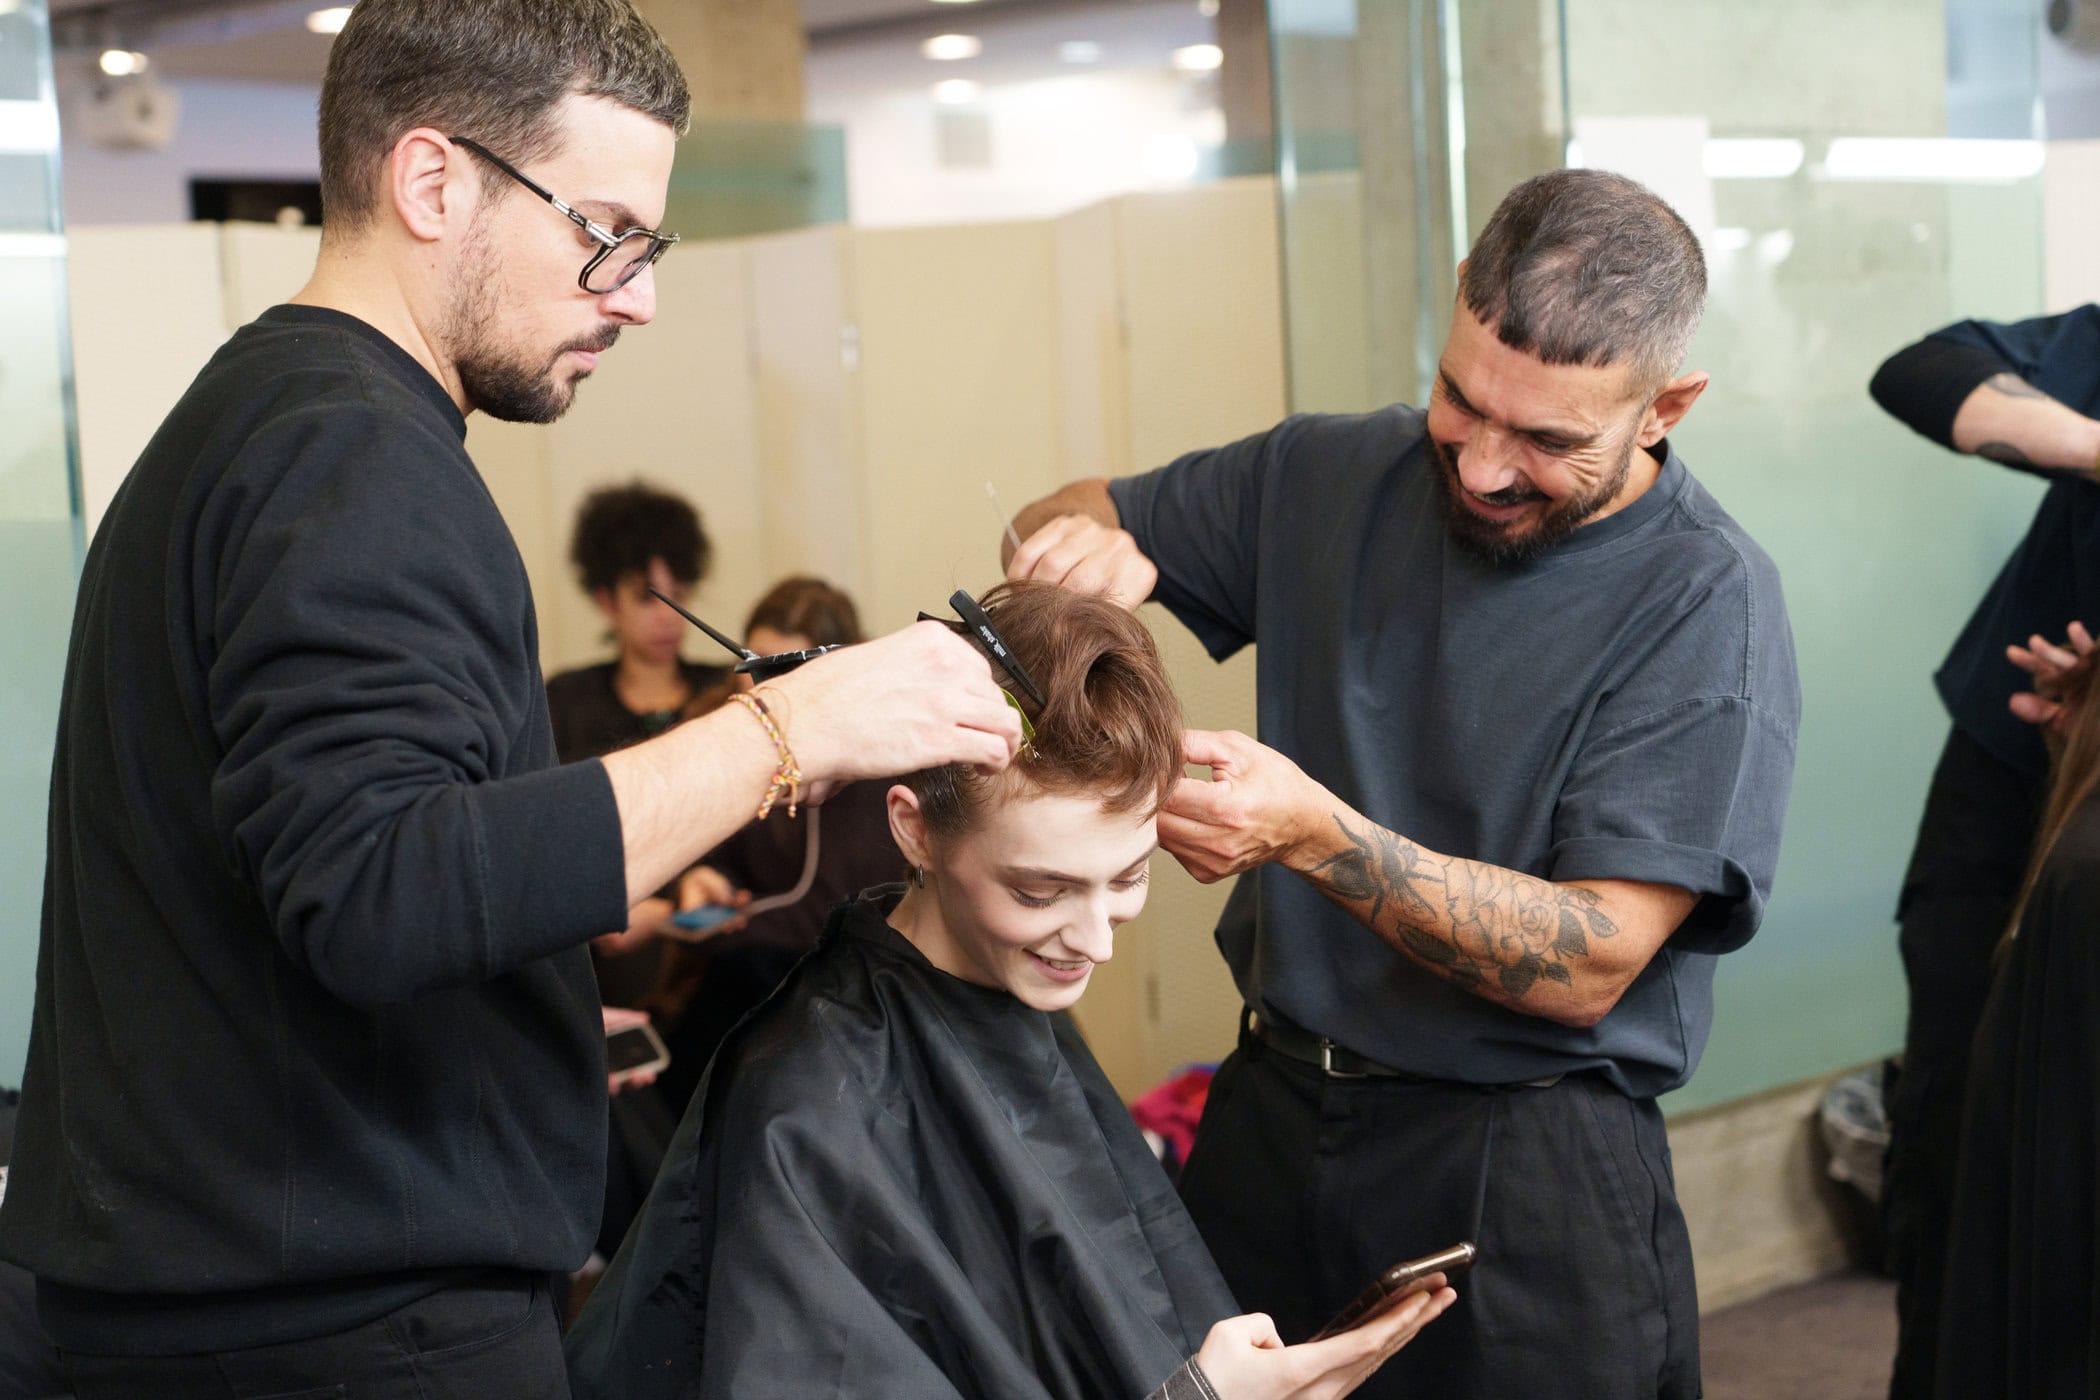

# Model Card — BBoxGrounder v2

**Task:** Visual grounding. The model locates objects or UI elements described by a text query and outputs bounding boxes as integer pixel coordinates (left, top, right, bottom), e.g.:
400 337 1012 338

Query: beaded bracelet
732 690 802 819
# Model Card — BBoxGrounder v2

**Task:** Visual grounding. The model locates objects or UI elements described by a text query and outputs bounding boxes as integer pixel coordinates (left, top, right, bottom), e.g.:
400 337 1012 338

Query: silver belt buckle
1318 1038 1367 1079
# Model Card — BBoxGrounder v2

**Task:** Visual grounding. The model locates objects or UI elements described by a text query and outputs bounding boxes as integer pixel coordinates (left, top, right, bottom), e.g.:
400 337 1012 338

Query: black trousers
58 1275 568 1400
1884 728 2041 1400
1179 1032 1700 1400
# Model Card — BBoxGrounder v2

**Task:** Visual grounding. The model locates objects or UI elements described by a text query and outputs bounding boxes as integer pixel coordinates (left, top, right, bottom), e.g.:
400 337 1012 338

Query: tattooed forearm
1976 441 2036 467
1981 371 2047 401
1303 814 1618 1004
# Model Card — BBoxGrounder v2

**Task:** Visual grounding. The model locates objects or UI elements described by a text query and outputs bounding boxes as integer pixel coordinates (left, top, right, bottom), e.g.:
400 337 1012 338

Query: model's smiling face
890 783 1157 1013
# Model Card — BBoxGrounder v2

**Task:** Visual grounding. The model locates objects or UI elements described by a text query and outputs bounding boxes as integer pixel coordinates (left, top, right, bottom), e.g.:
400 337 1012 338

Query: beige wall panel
538 241 767 675
2046 139 2100 314
748 225 868 601
65 225 228 535
1074 179 1288 1096
1115 177 1289 468
850 221 1062 630
1051 199 1133 482
218 223 322 330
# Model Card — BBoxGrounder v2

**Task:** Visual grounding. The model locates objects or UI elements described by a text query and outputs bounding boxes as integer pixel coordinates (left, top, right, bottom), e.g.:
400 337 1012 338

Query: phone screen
605 1024 669 1076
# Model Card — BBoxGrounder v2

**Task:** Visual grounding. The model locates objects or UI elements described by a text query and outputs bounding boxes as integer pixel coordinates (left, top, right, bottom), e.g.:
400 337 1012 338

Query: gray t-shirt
1111 407 1800 1097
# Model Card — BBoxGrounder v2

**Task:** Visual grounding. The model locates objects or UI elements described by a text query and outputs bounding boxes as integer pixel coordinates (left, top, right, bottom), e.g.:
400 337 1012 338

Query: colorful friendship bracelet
732 690 802 819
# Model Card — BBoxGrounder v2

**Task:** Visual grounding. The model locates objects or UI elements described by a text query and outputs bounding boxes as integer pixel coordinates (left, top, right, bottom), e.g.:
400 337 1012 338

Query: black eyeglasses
451 135 678 295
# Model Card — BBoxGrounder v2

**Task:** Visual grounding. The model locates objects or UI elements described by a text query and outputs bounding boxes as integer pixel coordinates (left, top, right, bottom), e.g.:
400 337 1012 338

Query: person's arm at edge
1870 329 2100 475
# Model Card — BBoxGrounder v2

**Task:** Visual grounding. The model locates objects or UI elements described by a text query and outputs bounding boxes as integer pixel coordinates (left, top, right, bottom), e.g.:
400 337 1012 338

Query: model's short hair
745 577 864 649
317 0 690 235
568 481 710 595
908 581 1183 838
1460 168 1707 391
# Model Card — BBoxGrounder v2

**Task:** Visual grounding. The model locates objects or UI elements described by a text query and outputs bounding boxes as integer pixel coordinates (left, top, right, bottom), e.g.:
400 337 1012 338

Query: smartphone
668 903 738 933
734 645 843 681
605 1021 670 1084
1309 1242 1476 1342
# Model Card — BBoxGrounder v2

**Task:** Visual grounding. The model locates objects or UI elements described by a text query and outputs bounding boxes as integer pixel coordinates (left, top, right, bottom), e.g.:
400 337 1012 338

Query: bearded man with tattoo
1868 307 2100 1400
1004 169 1801 1400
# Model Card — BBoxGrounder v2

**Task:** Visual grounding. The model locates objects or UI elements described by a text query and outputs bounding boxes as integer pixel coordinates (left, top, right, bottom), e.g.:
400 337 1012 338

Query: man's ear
886 784 932 870
591 587 618 626
1635 370 1710 448
389 128 469 244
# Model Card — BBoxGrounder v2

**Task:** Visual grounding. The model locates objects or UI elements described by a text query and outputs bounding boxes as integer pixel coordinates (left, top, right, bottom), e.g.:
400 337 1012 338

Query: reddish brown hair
907 580 1183 837
746 576 864 649
2006 676 2100 946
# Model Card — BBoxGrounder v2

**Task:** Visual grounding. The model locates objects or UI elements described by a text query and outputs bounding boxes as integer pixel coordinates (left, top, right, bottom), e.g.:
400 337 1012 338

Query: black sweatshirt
1869 307 2100 781
0 306 630 1354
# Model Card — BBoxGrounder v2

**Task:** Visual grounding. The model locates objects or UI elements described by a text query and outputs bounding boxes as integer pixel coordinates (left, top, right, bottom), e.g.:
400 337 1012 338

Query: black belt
1246 1008 1563 1088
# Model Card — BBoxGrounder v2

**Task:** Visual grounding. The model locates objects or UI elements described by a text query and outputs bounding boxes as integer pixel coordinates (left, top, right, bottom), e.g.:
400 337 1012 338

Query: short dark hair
745 577 865 649
318 0 690 235
907 581 1183 838
568 481 711 595
1460 168 1706 390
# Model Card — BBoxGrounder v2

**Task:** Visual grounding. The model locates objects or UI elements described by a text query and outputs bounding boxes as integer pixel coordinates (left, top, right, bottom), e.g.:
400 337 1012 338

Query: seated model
565 580 1452 1399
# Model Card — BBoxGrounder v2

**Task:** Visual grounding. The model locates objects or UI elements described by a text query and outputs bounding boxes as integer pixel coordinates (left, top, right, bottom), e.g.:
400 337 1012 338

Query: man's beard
444 253 620 425
1427 433 1634 568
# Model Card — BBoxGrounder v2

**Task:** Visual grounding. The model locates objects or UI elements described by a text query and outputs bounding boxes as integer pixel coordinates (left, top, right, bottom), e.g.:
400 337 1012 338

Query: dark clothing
544 657 726 1006
1180 1035 1699 1400
1871 307 2100 784
59 1274 567 1400
545 658 729 764
1110 407 1793 1394
0 306 628 1356
648 779 904 1112
564 890 1238 1400
1884 729 2044 1396
1869 309 2100 1398
1934 798 2100 1399
1111 410 1799 1097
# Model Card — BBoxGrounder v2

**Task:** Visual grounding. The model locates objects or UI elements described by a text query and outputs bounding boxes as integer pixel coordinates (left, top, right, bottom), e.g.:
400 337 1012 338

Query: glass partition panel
1561 0 2046 1112
0 0 82 1088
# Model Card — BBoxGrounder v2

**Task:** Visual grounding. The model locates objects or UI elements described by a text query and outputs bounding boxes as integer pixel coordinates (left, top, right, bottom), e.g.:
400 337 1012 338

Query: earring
911 864 927 888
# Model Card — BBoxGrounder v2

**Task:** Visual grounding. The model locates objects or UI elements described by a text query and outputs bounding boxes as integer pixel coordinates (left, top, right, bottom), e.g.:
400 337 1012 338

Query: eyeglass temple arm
647 586 757 660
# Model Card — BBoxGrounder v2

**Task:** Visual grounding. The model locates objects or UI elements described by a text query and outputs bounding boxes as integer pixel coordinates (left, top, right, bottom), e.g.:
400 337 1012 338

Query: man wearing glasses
0 2 1019 1396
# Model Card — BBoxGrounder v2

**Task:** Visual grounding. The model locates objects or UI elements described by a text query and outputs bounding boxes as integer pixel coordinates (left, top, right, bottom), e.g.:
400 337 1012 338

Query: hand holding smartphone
1310 1242 1476 1342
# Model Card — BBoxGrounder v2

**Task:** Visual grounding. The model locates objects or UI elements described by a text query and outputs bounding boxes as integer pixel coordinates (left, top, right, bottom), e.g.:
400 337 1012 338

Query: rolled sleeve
1548 696 1798 955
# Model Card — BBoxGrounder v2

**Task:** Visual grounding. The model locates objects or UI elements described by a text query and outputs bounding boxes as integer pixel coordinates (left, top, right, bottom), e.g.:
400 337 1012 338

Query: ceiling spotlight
929 0 982 6
932 78 982 104
98 50 149 77
922 33 983 60
306 7 354 34
1058 40 1103 64
1171 43 1223 71
1197 0 1220 16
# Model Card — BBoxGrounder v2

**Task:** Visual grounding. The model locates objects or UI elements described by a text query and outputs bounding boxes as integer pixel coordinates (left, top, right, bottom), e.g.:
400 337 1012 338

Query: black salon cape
564 888 1237 1399
1935 799 2100 1399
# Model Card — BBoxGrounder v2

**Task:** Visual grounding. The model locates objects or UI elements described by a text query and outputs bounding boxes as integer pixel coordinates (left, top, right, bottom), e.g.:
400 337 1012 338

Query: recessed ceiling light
306 7 354 34
922 33 983 60
1197 0 1220 16
932 79 982 104
1171 43 1223 71
1058 40 1103 64
929 0 982 6
98 49 149 76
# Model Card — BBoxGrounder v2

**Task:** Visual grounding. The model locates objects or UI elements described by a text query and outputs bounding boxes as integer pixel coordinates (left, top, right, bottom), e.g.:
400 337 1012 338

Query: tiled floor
1702 1269 1897 1400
